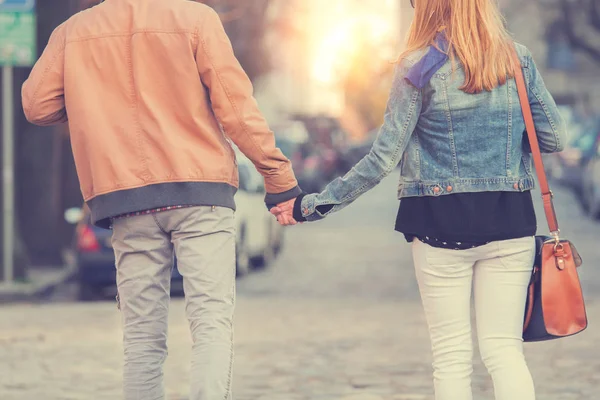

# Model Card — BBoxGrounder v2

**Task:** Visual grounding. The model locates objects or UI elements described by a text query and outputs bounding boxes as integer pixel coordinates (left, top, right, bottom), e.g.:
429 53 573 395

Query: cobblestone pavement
1 173 599 400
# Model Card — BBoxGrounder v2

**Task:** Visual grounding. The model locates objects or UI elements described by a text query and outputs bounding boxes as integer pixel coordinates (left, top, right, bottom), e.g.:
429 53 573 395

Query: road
1 172 599 400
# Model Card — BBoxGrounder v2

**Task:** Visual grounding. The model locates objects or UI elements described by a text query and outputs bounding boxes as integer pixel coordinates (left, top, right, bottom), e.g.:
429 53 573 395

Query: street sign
0 2 36 67
0 0 35 283
0 0 35 13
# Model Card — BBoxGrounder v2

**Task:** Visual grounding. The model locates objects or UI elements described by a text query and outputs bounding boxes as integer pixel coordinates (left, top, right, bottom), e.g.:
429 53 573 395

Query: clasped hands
270 198 299 226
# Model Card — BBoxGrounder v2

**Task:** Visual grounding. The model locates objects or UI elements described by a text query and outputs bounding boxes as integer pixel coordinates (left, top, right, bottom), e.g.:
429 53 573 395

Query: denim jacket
300 43 567 222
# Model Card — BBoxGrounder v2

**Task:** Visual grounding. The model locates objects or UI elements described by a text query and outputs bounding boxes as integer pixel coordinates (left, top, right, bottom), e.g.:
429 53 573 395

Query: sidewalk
0 296 595 399
0 265 75 303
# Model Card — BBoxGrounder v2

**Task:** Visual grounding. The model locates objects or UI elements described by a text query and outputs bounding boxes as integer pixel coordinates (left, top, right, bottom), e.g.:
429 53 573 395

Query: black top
395 191 537 249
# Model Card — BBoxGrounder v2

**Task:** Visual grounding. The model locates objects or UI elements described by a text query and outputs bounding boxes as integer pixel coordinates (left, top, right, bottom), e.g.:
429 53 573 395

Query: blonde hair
402 0 516 94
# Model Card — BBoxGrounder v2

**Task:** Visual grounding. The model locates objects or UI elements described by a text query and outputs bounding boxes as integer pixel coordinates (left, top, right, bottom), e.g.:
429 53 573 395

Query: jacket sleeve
523 49 567 153
300 61 422 222
22 22 68 126
195 8 301 205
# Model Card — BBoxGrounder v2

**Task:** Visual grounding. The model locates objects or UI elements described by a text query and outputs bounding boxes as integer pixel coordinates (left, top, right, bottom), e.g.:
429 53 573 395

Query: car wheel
236 227 251 277
252 242 275 269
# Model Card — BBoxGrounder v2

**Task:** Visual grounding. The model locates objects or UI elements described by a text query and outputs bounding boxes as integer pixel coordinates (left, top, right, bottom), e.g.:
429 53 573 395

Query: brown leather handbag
512 48 588 342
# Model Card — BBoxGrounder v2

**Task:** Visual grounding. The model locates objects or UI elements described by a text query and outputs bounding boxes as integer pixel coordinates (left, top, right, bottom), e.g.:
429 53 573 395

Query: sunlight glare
312 15 394 85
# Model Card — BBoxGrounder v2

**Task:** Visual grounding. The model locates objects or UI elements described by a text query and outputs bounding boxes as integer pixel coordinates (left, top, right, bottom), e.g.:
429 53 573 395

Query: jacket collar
405 33 449 89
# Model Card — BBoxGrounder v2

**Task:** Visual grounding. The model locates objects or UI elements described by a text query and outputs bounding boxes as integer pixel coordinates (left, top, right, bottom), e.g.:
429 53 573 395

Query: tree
198 0 273 81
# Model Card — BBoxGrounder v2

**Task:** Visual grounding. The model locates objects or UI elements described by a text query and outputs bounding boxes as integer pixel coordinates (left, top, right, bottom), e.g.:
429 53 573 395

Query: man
22 0 299 399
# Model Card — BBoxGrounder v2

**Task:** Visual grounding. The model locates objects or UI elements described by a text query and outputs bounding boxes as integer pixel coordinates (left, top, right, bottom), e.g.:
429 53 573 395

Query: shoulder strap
510 47 560 235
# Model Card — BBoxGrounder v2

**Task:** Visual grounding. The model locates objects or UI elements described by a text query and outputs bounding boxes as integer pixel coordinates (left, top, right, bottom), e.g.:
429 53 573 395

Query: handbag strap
510 47 560 236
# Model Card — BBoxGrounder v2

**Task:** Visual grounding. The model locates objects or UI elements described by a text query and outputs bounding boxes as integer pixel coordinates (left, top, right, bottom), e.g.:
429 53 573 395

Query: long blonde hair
402 0 516 94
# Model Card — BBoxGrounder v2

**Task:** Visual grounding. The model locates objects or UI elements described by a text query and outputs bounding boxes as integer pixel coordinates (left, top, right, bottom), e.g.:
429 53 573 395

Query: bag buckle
551 229 560 244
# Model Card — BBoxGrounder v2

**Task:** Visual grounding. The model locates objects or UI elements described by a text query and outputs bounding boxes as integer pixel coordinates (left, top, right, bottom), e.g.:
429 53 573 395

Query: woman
271 0 566 399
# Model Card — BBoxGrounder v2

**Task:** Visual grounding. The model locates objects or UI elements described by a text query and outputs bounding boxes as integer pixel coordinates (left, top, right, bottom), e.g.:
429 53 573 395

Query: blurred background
0 0 599 285
1 1 600 399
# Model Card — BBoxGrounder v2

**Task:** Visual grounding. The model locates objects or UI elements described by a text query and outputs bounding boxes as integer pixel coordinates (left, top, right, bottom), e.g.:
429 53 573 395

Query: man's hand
270 198 298 226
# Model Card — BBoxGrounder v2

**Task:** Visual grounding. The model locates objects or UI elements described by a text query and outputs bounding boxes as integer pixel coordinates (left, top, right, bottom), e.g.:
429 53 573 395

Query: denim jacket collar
405 33 449 89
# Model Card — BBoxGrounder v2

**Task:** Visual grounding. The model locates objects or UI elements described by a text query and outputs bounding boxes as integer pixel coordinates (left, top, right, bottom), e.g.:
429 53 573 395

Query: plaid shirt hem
111 205 195 221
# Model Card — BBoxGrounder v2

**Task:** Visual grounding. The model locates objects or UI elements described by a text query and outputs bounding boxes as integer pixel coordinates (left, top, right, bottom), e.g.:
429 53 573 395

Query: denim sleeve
523 50 567 153
300 62 422 222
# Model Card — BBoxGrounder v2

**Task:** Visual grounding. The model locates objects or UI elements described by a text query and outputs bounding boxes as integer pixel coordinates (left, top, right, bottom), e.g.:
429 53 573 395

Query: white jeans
412 237 536 400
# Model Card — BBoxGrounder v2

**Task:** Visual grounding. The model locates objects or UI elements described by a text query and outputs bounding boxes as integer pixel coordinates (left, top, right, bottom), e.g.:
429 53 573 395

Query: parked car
63 206 180 301
234 149 285 273
64 151 284 300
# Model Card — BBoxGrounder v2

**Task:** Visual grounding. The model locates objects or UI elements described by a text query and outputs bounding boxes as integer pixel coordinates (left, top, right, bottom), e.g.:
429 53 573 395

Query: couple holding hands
24 0 565 399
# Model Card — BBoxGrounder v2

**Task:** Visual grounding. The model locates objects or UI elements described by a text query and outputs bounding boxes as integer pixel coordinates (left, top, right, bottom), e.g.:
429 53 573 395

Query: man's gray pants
111 206 236 400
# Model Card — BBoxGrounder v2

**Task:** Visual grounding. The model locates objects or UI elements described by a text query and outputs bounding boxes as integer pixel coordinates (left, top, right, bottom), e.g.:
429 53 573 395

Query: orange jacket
22 0 299 214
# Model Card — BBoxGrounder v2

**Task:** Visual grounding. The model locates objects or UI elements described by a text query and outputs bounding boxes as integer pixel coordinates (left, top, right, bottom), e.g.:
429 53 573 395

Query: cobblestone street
1 173 599 400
